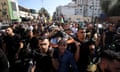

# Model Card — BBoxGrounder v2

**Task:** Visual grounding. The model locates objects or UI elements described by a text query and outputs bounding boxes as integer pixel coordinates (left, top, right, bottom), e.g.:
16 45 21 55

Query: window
11 2 17 11
77 18 80 20
75 9 79 15
80 9 82 13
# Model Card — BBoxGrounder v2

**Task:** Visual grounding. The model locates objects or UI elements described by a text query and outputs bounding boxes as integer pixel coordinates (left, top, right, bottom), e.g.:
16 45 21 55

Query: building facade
56 2 80 22
9 0 20 22
73 0 102 17
55 0 102 22
19 5 39 21
0 0 20 23
0 0 9 23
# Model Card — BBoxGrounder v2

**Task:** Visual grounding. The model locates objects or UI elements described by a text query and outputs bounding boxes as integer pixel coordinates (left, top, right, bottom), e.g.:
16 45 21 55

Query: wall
0 0 10 23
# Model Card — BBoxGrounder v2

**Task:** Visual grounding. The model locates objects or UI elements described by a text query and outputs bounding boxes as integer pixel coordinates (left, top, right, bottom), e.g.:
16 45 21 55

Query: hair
57 38 67 45
52 31 64 38
7 26 13 30
38 36 49 41
6 26 14 33
77 27 86 33
100 50 120 61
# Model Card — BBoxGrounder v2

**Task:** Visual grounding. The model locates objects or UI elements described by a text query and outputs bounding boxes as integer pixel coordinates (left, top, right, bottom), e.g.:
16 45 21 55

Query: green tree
100 0 120 16
38 8 50 20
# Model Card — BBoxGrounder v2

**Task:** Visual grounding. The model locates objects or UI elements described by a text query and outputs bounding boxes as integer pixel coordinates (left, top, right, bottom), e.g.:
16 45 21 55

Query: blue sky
18 0 72 16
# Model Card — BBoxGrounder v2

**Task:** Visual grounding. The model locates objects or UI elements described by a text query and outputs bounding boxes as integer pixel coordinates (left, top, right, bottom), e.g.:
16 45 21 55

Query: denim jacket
55 50 78 72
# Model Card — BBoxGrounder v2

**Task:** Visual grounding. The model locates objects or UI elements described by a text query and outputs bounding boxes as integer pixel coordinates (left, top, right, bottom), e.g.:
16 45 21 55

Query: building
19 5 29 17
0 0 20 23
55 0 102 22
73 0 102 18
56 2 82 22
0 0 9 23
19 5 39 21
8 0 20 22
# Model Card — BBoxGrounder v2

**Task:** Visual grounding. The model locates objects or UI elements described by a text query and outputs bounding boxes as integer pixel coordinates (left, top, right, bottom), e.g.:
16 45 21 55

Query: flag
49 16 52 22
60 16 64 23
44 17 47 23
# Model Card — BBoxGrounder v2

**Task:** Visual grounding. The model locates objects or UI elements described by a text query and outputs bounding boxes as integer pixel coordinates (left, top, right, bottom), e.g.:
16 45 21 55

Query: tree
100 0 120 16
38 8 50 22
38 8 50 19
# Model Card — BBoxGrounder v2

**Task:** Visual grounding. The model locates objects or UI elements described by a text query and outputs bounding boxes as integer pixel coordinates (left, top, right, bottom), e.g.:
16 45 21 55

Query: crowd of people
0 20 120 72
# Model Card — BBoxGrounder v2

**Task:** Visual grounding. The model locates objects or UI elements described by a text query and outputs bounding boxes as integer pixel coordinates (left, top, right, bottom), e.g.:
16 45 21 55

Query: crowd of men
0 20 120 72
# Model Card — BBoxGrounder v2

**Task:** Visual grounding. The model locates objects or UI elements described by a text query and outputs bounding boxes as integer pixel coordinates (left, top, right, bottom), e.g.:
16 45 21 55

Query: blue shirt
56 50 78 72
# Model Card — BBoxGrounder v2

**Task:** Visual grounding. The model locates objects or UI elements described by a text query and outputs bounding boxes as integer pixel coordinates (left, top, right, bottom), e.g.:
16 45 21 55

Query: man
25 30 38 52
103 24 116 49
75 28 90 72
32 37 53 72
3 27 23 72
52 39 78 72
96 50 120 72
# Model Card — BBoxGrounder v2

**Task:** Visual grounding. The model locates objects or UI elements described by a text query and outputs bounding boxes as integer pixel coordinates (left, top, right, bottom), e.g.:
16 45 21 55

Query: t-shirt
33 49 52 72
75 39 90 72
3 34 21 64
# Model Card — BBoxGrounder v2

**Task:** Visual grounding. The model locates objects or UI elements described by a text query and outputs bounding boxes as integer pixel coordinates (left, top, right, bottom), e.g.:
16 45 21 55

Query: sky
18 0 72 16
